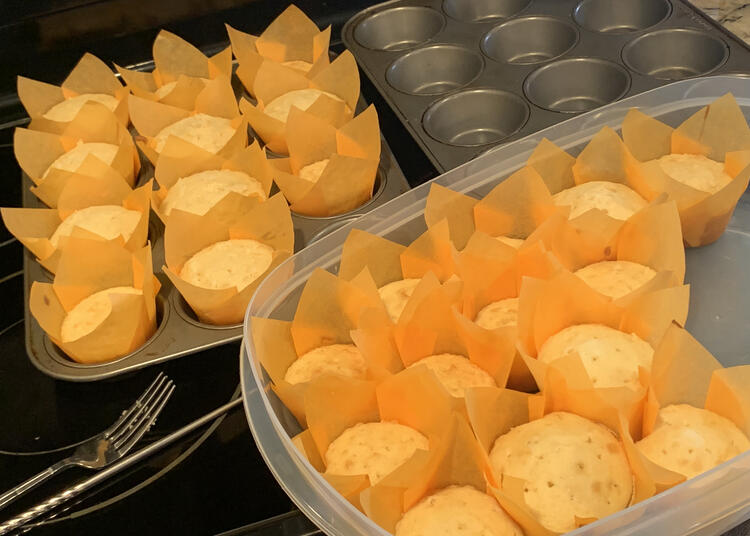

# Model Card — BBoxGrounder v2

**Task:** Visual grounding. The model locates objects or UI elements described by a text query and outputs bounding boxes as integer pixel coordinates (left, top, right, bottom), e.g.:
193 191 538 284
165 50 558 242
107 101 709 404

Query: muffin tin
343 0 750 171
19 62 410 382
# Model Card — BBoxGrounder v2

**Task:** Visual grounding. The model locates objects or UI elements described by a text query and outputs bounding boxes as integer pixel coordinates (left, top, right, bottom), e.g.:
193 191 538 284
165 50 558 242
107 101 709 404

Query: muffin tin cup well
20 77 410 380
524 57 631 113
343 0 750 172
423 88 529 146
442 0 531 22
622 29 729 80
386 45 484 95
353 6 445 51
573 0 671 33
482 16 579 65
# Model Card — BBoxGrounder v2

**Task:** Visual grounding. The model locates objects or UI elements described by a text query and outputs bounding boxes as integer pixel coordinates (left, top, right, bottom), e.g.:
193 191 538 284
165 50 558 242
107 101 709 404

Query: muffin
180 239 273 291
325 421 428 485
60 286 142 342
43 94 119 122
43 142 119 179
574 261 657 299
474 298 519 330
409 353 496 397
489 411 634 533
377 279 421 323
263 88 345 123
50 205 141 248
537 324 653 390
395 485 523 536
153 113 236 153
160 169 266 217
553 181 647 221
284 343 367 385
298 159 330 183
655 154 732 194
636 404 750 479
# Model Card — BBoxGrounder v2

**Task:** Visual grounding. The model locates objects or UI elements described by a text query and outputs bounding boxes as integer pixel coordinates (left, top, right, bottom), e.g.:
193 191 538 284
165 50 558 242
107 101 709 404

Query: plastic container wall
242 75 750 536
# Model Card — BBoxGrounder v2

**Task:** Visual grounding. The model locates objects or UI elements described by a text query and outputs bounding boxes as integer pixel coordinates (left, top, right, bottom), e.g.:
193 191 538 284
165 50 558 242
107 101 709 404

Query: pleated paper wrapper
516 270 689 360
527 196 685 299
455 229 560 392
17 52 129 133
513 270 689 437
151 137 274 223
529 133 642 258
128 77 247 165
14 102 140 201
641 323 750 481
116 30 232 106
163 193 292 325
337 224 520 390
361 411 489 533
271 105 380 216
250 267 385 426
337 226 457 380
291 365 455 514
465 377 662 535
226 4 331 96
1 180 151 274
239 50 359 154
622 93 750 247
28 238 160 364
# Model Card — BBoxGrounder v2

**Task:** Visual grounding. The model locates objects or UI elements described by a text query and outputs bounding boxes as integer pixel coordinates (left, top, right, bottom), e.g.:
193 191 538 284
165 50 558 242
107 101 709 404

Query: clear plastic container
242 75 750 536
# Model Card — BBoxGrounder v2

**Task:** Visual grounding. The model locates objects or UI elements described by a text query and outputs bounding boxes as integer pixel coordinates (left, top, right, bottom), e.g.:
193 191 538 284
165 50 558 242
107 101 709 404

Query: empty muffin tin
343 0 750 171
19 61 410 382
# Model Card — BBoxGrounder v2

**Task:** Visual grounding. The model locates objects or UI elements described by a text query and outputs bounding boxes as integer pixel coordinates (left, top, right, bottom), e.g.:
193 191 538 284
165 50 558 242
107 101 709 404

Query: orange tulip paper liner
642 323 750 483
515 270 689 427
29 237 160 364
163 193 293 325
238 50 359 154
466 381 663 535
128 77 247 165
14 102 140 197
1 180 152 274
18 53 129 133
424 184 479 251
297 366 456 513
528 196 685 299
472 166 559 244
271 105 380 216
250 267 384 425
116 30 232 106
338 218 457 283
151 137 274 222
362 370 488 533
517 270 689 361
455 230 561 390
622 94 750 246
226 4 332 95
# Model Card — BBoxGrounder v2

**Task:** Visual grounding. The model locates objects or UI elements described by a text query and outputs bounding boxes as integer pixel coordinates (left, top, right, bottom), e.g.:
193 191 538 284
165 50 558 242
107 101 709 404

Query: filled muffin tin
19 61 410 382
343 0 750 172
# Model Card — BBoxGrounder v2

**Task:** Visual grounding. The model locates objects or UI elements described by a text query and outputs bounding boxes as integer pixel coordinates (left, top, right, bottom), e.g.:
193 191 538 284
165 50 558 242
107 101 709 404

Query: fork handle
0 461 70 512
0 478 84 535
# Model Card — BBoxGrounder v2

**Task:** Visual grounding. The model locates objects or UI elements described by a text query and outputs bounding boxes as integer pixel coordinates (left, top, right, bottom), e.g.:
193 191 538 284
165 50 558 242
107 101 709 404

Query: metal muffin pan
20 63 410 382
343 0 750 171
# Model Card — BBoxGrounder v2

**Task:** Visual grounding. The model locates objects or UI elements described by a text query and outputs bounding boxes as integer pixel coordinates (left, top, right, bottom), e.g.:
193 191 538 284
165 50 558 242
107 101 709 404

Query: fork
0 372 174 512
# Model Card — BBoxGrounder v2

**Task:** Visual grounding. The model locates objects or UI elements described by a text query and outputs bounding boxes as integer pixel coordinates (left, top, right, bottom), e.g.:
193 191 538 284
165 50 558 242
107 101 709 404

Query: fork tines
105 372 175 451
